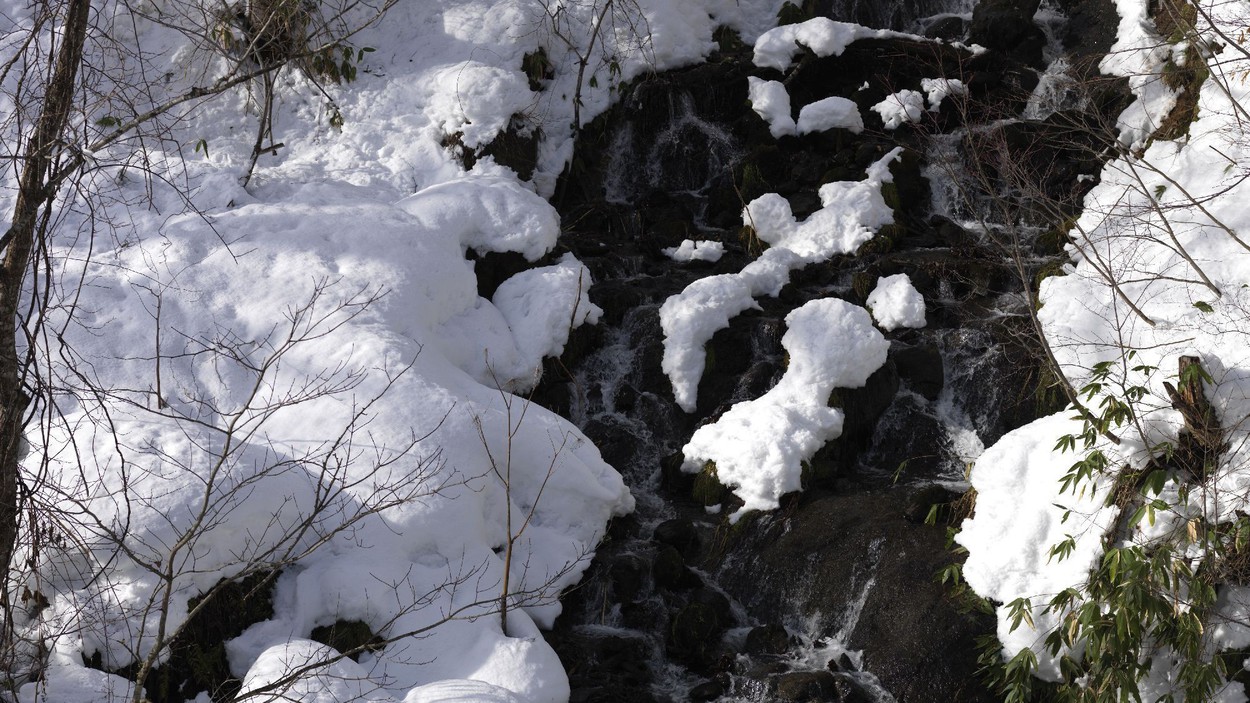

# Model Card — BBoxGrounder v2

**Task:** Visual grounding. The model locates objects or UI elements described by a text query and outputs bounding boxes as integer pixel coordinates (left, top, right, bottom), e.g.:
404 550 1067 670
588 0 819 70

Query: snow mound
747 77 796 138
867 273 926 329
682 299 888 520
796 96 864 134
753 18 896 71
958 413 1122 679
920 77 966 110
871 89 925 129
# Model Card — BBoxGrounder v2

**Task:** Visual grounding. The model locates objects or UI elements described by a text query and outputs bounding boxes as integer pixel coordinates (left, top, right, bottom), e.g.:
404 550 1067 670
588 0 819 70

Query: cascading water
540 0 1122 697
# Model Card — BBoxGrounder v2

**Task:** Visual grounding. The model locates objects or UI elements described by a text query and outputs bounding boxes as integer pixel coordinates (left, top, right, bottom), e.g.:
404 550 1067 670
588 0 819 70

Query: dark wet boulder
713 490 997 702
969 0 1047 66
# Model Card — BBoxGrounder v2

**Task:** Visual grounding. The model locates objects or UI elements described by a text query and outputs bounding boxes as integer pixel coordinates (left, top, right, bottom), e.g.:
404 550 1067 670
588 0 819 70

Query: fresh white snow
871 89 926 129
866 273 926 330
681 299 889 520
663 239 727 263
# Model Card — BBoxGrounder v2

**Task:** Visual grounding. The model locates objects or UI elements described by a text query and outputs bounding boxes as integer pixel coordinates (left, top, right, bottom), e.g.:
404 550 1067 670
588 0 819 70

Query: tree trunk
0 0 91 629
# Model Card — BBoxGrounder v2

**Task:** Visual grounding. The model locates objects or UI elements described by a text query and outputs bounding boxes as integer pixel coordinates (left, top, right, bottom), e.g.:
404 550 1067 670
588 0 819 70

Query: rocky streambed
514 1 1133 701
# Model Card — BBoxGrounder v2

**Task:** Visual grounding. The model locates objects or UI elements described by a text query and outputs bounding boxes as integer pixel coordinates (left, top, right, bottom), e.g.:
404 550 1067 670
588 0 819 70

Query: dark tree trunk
0 0 91 628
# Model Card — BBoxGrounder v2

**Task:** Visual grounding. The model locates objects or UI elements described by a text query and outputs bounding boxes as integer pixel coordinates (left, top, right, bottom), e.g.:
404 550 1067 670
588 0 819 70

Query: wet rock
689 678 725 701
744 623 791 656
830 653 858 672
775 670 838 701
969 0 1047 66
923 15 966 41
903 484 963 523
714 490 996 702
832 673 875 703
891 343 944 400
653 518 700 559
669 600 726 669
653 544 702 591
608 554 648 603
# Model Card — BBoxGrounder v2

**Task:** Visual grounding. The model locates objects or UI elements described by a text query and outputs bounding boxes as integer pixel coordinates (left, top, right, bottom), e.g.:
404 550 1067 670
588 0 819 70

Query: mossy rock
712 25 747 55
692 462 727 506
800 458 838 489
1036 217 1075 255
856 225 899 256
851 271 874 301
310 619 384 662
1033 258 1066 294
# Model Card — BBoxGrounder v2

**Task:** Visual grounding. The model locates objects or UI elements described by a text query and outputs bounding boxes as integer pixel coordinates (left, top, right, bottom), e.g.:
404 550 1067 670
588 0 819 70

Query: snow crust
661 149 900 412
866 273 926 330
681 299 888 520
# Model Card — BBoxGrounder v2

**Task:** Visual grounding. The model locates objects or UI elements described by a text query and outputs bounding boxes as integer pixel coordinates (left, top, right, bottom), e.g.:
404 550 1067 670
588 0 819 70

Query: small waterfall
828 0 976 32
602 92 741 207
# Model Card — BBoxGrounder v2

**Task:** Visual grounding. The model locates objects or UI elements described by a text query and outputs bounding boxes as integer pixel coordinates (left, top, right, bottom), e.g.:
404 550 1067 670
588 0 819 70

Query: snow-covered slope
957 0 1250 695
0 1 794 701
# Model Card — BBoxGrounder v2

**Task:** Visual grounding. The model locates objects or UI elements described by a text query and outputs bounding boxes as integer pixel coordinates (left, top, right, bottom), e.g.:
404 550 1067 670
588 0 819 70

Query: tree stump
1163 355 1223 480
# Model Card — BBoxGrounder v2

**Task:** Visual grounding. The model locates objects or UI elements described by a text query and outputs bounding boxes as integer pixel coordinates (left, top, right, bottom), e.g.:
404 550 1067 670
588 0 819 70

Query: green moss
521 47 553 91
1031 358 1069 417
856 224 898 256
1037 217 1076 255
738 224 764 255
1033 258 1067 294
880 181 901 212
800 458 837 488
93 572 278 703
851 271 874 301
692 461 727 506
739 162 770 200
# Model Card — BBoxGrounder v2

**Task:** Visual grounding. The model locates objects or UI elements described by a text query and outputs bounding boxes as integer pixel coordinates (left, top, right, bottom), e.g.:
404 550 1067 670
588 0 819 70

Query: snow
748 79 863 137
796 96 865 135
871 89 926 129
957 413 1122 680
681 299 888 520
866 273 926 330
662 239 726 262
661 149 900 412
747 77 797 138
752 18 901 72
1100 0 1182 148
920 77 966 110
2 0 822 697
